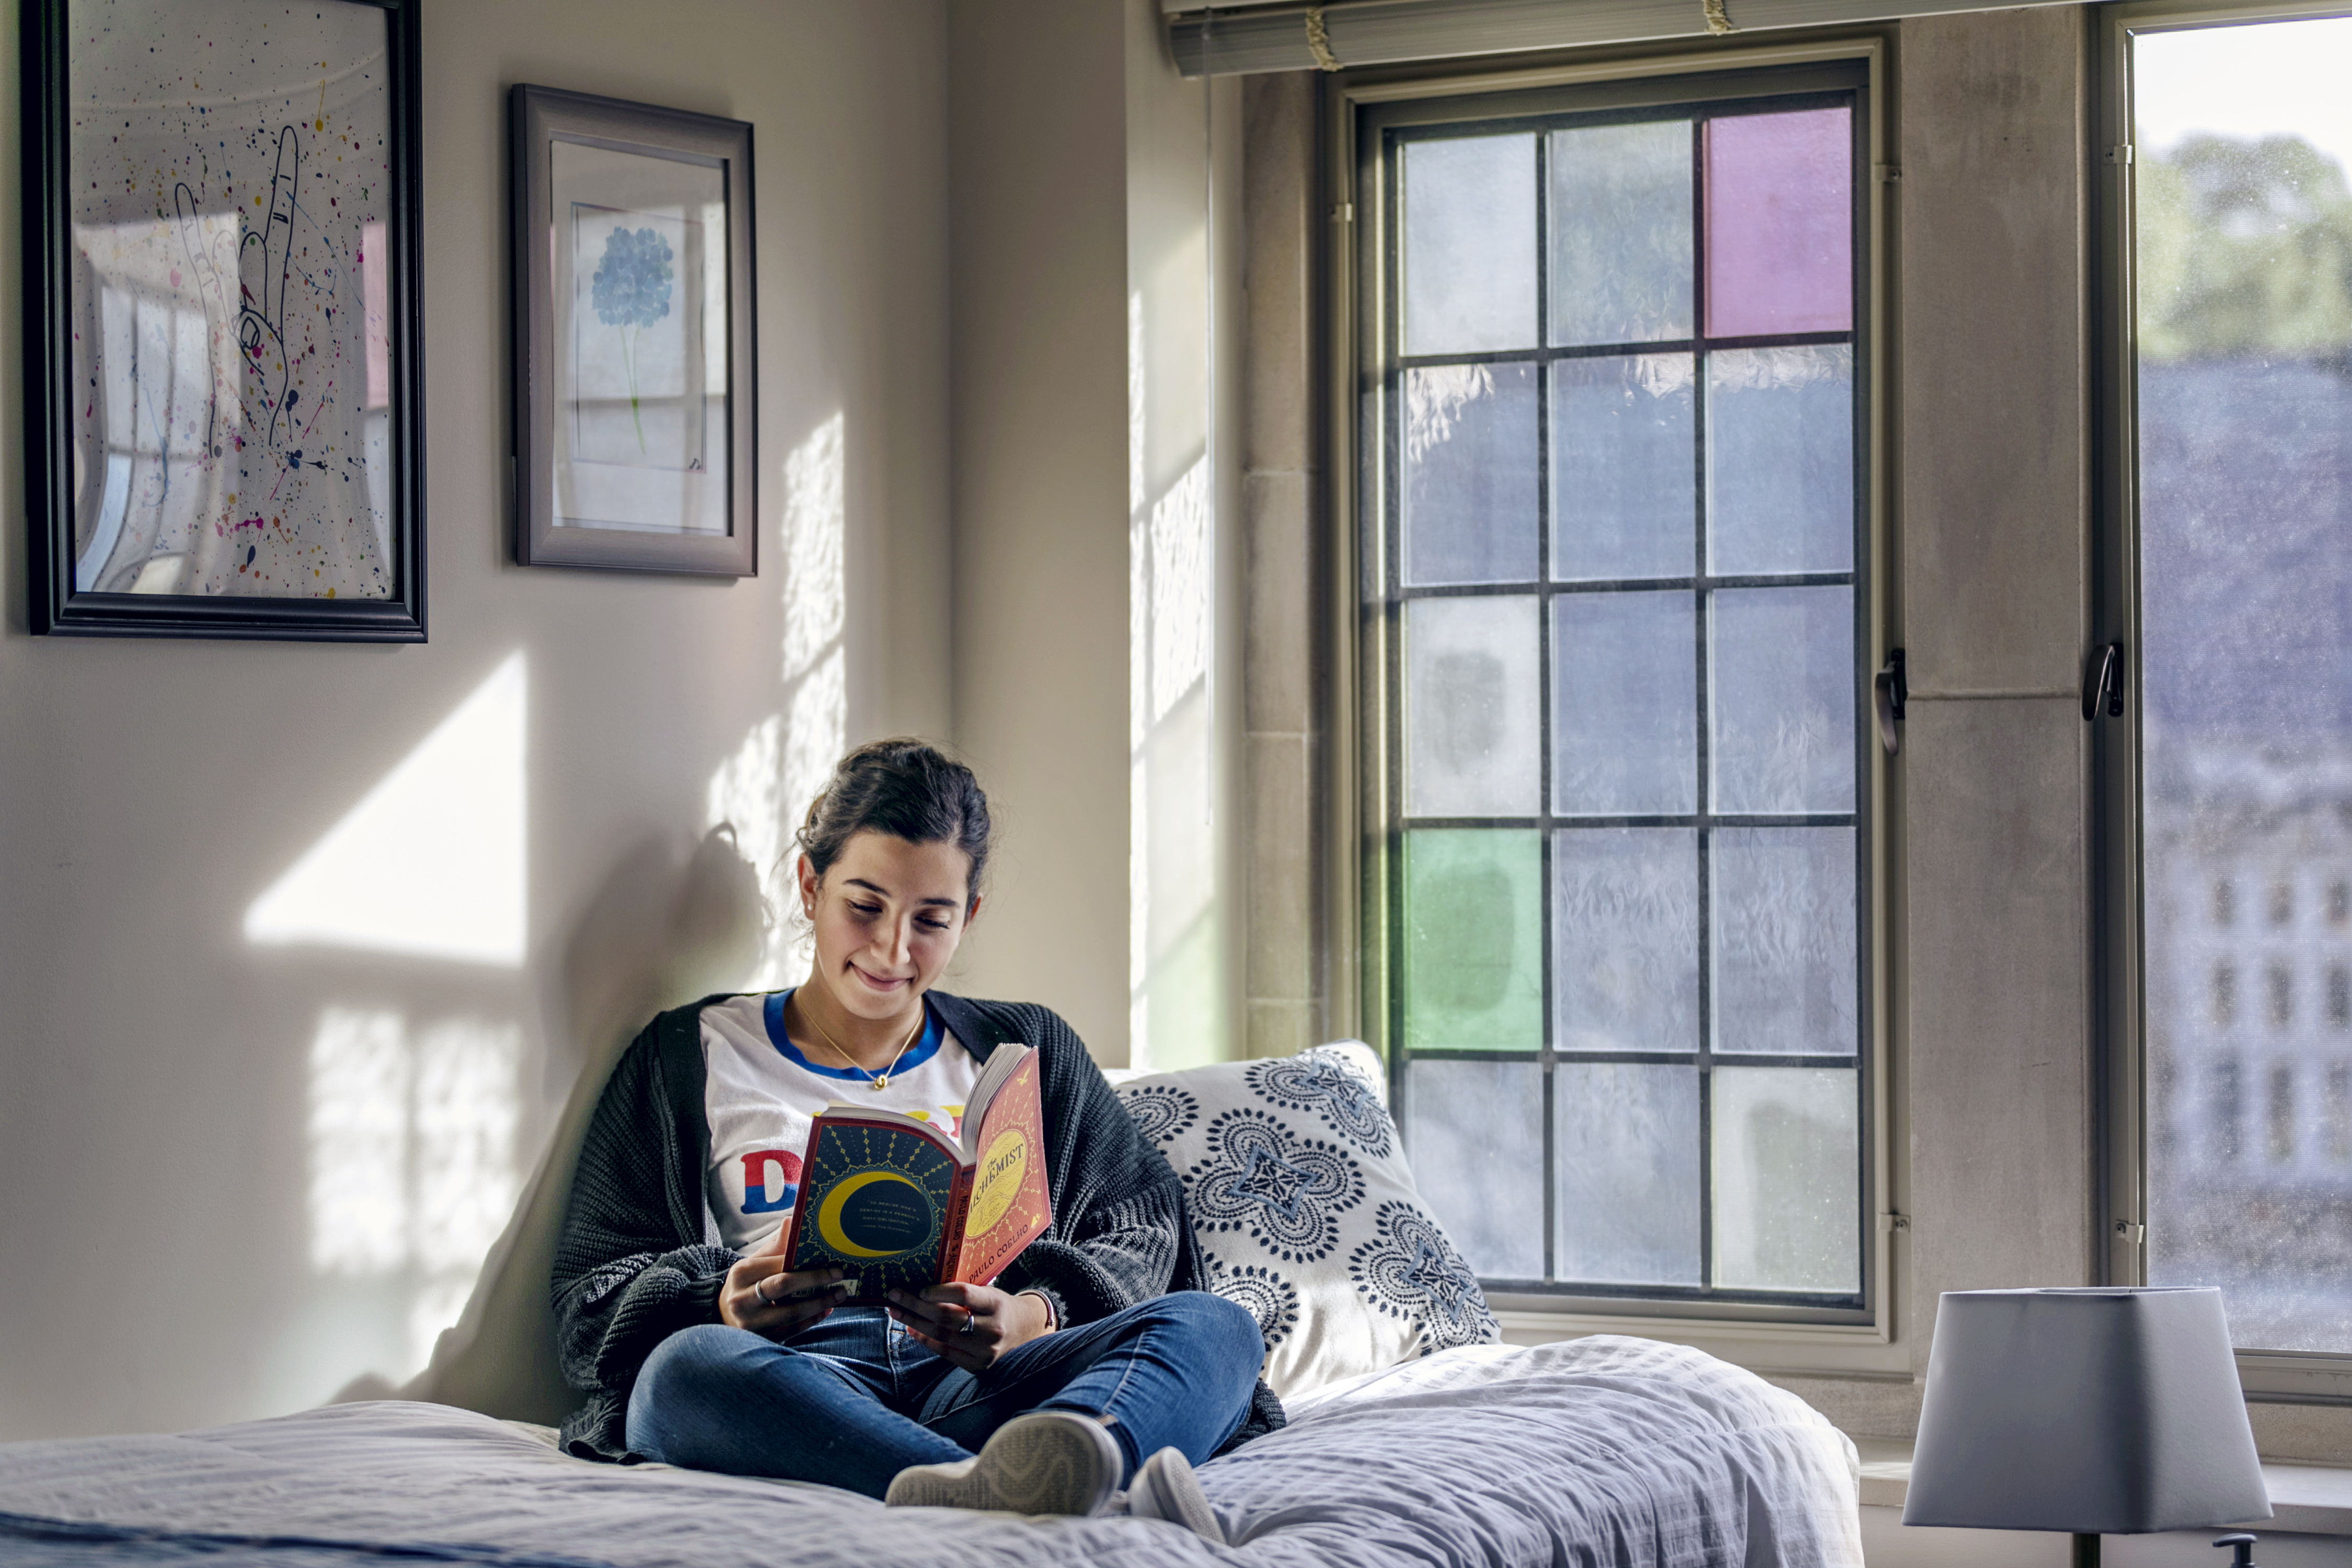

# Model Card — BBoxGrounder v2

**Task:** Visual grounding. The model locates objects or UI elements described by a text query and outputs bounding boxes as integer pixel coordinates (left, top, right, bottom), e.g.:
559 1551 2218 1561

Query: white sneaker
1123 1446 1226 1544
884 1410 1123 1517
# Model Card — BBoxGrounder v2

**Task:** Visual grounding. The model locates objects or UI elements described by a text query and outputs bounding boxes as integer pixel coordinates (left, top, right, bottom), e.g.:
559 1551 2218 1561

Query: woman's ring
958 1310 977 1336
758 1276 779 1305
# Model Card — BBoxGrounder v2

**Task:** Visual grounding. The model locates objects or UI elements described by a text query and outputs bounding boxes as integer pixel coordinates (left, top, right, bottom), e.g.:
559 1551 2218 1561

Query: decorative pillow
1114 1041 1498 1398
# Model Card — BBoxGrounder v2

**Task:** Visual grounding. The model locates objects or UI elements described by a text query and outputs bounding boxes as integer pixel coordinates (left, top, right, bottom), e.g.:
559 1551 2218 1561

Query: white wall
942 0 1151 1064
1125 0 1247 1071
0 0 951 1439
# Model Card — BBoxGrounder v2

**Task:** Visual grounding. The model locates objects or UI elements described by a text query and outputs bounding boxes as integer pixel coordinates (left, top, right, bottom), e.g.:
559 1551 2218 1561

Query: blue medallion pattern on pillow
1348 1199 1498 1357
1113 1041 1497 1396
1204 1252 1302 1351
1185 1108 1366 1262
1246 1053 1394 1158
1122 1082 1200 1146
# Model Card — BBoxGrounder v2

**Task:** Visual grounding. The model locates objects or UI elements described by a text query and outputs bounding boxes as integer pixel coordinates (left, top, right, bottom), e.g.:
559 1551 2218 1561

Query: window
2106 5 2352 1357
1354 65 1876 1316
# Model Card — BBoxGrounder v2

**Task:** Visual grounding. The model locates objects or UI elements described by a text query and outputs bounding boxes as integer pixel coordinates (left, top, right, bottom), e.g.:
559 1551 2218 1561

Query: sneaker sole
1129 1447 1225 1543
886 1411 1121 1516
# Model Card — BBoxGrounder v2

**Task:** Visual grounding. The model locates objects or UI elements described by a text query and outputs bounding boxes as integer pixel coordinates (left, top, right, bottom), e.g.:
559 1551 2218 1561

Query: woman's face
798 831 979 1020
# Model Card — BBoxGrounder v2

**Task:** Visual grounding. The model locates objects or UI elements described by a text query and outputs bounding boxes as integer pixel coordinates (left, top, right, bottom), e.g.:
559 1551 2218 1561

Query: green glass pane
1403 828 1543 1051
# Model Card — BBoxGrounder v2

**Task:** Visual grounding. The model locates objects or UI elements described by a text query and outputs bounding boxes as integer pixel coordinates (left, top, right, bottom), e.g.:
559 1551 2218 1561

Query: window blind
1166 0 2084 77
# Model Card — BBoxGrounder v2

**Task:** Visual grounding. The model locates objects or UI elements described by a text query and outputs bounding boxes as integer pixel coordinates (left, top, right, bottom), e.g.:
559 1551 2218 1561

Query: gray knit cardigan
550 989 1286 1461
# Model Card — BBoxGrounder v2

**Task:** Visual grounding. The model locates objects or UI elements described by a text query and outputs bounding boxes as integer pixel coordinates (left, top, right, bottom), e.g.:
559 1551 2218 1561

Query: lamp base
2073 1534 2100 1568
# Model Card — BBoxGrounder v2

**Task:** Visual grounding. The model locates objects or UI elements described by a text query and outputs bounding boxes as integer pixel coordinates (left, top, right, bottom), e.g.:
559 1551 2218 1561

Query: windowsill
1853 1439 2352 1538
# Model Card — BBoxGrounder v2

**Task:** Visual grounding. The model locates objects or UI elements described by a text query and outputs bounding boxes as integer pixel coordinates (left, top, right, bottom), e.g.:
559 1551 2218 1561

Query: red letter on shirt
740 1149 802 1214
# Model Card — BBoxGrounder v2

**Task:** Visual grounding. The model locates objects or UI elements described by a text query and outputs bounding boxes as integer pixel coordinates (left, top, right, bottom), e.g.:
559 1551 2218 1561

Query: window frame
1324 32 1902 1352
2095 0 2352 1405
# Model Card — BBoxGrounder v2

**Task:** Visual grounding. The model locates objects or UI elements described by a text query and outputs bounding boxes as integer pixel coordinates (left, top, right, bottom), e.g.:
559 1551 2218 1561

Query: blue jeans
625 1290 1263 1499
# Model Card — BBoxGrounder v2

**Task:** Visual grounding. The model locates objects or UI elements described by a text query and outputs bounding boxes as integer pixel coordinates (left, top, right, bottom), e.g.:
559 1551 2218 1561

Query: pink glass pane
1703 109 1852 338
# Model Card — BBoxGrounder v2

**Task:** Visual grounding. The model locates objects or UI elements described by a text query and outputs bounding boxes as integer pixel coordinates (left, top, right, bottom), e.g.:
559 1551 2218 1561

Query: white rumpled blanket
0 1335 1860 1568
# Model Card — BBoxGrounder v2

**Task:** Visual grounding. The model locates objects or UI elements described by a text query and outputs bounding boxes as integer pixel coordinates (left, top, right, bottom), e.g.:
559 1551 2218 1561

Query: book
779 1041 1053 1304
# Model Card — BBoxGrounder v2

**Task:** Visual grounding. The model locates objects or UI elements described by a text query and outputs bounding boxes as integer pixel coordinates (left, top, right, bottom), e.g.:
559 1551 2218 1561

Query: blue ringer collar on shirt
764 988 944 1081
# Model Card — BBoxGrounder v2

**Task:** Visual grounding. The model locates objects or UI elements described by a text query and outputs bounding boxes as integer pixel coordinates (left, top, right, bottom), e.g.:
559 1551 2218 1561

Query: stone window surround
1233 7 2352 1463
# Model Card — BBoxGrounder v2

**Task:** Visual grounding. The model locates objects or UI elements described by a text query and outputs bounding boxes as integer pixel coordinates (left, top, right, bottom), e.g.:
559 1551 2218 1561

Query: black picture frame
20 0 426 641
510 85 756 576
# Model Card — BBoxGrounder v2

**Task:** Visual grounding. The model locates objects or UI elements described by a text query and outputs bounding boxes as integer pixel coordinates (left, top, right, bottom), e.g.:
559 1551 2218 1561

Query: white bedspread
0 1335 1861 1567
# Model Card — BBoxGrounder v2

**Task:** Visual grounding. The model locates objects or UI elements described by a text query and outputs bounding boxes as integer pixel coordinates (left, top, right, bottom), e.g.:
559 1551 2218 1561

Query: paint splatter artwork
68 0 393 598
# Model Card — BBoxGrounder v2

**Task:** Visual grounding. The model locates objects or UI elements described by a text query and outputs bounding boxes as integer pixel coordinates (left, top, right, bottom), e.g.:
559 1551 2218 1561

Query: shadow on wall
338 827 764 1422
284 407 845 1419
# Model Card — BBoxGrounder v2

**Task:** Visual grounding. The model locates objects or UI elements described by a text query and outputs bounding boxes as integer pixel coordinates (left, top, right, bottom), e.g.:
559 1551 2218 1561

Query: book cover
952 1049 1052 1286
786 1118 963 1303
779 1042 1052 1304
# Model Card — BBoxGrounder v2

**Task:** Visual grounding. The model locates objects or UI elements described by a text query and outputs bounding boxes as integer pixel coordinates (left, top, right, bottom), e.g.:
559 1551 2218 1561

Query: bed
0 1335 1860 1567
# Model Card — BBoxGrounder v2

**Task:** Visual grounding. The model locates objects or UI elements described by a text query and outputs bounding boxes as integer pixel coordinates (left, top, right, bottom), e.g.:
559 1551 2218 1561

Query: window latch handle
1873 648 1907 755
2083 642 2125 722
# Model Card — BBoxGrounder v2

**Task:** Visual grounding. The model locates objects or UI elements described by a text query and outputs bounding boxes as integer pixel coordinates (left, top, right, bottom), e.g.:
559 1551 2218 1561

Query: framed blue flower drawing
22 0 425 639
511 86 755 575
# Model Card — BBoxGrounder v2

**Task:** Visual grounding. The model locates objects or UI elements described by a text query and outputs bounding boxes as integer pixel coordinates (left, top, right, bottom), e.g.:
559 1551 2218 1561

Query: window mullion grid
1381 130 1409 1111
1691 110 1716 1296
1534 128 1559 1289
1395 329 1846 373
1383 101 1869 1308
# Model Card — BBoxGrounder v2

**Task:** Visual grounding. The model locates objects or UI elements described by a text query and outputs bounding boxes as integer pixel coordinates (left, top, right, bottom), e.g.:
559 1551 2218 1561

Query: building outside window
1353 61 1880 1318
2112 3 2352 1358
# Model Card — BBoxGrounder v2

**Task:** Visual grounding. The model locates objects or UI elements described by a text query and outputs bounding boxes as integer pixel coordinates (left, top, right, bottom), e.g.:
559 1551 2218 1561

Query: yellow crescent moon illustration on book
816 1169 931 1258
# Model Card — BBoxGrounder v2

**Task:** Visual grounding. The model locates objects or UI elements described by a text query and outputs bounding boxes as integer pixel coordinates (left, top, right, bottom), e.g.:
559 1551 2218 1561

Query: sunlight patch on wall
1129 167 1223 1067
1129 292 1148 517
307 1007 521 1375
1129 447 1218 1067
704 413 846 989
246 654 528 966
1149 457 1210 726
781 412 845 685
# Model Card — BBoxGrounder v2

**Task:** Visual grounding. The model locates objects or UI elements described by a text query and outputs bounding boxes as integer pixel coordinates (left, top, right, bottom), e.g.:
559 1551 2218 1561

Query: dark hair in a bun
796 739 993 902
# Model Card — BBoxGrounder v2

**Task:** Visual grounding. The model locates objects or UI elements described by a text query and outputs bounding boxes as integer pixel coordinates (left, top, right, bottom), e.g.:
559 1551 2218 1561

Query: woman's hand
886 1283 1053 1371
721 1227 849 1336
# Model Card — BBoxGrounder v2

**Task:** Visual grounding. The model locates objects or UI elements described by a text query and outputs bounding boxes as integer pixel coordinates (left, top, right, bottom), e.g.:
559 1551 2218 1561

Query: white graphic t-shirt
702 990 982 1253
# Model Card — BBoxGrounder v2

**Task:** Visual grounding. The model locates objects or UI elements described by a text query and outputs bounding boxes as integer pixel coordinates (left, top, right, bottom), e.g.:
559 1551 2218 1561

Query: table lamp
1904 1287 2272 1567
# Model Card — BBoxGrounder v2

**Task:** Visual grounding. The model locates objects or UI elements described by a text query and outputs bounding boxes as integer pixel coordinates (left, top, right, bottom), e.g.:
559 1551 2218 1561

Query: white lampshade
1904 1288 2273 1535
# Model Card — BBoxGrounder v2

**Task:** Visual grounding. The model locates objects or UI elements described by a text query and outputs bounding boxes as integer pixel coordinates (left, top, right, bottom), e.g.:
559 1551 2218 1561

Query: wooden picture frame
21 0 426 640
510 85 756 575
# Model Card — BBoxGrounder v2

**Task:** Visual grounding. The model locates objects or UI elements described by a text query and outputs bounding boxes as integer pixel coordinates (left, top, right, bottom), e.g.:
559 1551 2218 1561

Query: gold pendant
871 1075 889 1090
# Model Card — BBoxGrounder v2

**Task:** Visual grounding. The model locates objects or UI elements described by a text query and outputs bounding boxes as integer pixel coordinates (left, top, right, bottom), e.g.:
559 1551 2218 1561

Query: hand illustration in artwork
591 226 674 454
174 124 302 455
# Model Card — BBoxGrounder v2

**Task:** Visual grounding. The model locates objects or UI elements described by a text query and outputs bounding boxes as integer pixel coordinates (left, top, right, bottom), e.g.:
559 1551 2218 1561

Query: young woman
551 740 1277 1535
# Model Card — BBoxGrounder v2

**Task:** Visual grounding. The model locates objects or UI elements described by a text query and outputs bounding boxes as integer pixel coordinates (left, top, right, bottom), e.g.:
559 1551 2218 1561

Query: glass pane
1553 592 1696 815
1403 134 1537 355
66 4 401 600
1558 1063 1702 1285
1712 827 1858 1056
2134 14 2352 1353
1702 107 1853 338
1549 119 1693 347
1706 345 1854 576
1709 585 1855 815
1712 1066 1859 1293
1406 1059 1544 1278
1551 354 1695 581
1404 364 1539 586
1554 828 1699 1053
1406 595 1541 817
1403 829 1544 1052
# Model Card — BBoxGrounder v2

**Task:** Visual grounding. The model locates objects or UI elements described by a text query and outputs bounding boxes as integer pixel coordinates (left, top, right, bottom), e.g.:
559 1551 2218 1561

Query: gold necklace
800 999 926 1090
